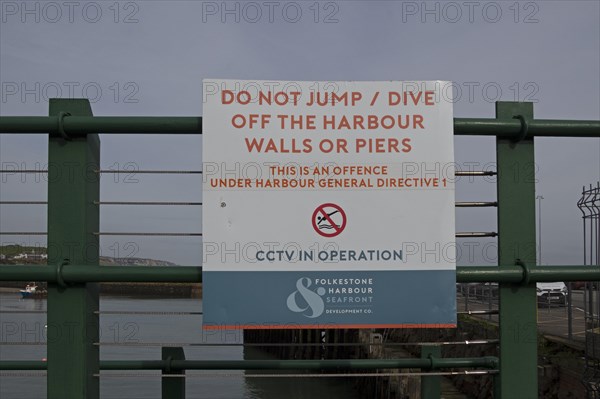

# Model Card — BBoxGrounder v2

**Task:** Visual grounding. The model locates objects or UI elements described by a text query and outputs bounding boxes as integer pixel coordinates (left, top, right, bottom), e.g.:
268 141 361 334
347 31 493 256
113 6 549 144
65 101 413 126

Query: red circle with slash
312 203 347 238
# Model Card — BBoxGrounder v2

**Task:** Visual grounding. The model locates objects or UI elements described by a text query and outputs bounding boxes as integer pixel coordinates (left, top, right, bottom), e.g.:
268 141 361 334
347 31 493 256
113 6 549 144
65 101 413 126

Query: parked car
536 282 567 306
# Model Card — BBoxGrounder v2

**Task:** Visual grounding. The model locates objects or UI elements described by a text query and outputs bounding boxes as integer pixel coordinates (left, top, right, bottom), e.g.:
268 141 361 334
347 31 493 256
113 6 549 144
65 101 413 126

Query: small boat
19 283 46 299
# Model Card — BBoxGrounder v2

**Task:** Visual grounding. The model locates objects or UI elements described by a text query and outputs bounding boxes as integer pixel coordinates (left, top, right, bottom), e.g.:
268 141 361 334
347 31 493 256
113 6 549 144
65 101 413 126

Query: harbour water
0 292 360 399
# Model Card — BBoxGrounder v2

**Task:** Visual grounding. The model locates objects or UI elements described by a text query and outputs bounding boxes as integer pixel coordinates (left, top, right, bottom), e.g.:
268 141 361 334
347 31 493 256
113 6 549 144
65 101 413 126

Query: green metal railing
2 115 598 137
0 99 599 399
0 357 500 371
0 264 598 284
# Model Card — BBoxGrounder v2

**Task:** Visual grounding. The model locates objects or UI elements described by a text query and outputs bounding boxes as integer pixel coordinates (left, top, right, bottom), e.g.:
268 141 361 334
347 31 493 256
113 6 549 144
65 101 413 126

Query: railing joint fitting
428 354 438 370
513 115 529 142
515 259 530 285
490 357 499 369
57 112 71 141
56 259 70 288
164 356 173 373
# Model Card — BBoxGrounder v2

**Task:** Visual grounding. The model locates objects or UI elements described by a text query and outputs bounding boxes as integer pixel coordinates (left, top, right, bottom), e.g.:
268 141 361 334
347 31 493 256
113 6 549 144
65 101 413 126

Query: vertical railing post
567 282 573 340
47 99 100 399
493 372 501 398
496 101 538 398
420 344 441 398
162 347 186 399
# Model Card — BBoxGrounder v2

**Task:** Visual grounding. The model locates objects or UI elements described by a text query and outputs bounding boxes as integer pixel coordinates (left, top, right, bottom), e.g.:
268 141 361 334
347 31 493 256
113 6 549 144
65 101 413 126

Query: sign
312 203 346 238
202 80 456 329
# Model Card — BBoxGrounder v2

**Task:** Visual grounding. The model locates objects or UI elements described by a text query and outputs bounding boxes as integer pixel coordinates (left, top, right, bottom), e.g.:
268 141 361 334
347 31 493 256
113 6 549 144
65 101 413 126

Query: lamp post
536 195 544 265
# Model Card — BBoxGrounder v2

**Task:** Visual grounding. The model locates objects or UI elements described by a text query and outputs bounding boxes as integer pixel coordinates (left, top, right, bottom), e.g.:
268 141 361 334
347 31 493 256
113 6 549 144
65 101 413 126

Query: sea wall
243 316 587 398
99 282 202 297
244 328 359 360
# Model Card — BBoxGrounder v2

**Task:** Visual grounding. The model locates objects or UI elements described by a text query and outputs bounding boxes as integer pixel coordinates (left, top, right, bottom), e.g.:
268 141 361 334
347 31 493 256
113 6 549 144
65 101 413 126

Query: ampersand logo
286 277 325 318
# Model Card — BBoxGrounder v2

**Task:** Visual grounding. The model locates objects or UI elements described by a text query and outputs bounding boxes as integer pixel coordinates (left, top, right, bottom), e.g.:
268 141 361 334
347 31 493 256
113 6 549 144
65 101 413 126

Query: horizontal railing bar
92 232 202 236
457 266 600 283
0 356 499 371
94 201 202 206
90 202 489 207
0 372 47 377
456 232 498 237
0 370 500 378
0 170 503 177
0 310 46 314
0 201 47 205
0 170 203 174
455 171 496 176
0 201 497 208
1 265 599 284
1 361 48 370
0 342 46 346
0 340 500 348
458 310 499 316
0 265 202 282
0 170 47 173
95 370 499 378
453 118 600 137
0 201 494 207
0 116 203 134
92 340 498 348
455 202 498 207
1 116 598 138
102 339 499 347
0 232 47 235
97 170 202 174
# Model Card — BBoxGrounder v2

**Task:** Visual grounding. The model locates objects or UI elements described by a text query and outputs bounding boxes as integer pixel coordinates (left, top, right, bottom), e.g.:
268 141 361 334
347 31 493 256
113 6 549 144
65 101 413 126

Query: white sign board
202 80 455 329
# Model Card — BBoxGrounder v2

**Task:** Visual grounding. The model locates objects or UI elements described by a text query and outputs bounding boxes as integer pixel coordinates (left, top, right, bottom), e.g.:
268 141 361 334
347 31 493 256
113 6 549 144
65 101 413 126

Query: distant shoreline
0 282 202 298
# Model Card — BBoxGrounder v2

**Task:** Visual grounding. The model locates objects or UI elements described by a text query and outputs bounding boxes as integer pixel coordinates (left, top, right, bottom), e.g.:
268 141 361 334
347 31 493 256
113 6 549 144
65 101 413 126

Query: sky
0 0 599 266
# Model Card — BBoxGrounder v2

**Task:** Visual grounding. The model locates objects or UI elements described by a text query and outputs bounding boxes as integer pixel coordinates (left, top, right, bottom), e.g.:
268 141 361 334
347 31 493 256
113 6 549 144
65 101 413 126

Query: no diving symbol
312 203 347 238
